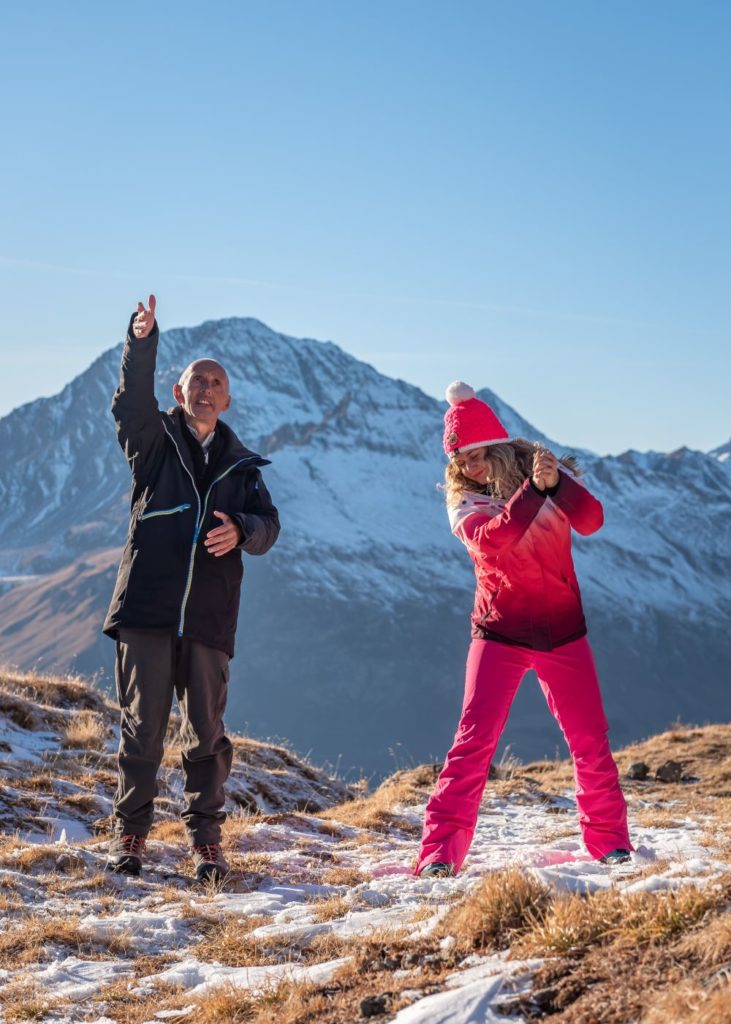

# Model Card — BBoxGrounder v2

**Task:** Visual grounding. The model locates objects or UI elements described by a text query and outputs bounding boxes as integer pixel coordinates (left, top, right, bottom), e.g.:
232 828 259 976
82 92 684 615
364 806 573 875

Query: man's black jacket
103 319 280 657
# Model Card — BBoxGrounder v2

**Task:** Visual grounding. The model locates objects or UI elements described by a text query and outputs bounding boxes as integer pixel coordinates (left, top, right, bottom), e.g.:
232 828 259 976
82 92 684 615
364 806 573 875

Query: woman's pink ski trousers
416 636 631 874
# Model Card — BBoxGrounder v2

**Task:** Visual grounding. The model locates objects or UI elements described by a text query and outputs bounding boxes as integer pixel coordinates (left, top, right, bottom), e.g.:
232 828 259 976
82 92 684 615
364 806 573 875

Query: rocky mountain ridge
0 317 729 774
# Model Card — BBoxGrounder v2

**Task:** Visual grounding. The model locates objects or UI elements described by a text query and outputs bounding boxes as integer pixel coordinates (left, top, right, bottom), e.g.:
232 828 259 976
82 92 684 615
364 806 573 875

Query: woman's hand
532 448 559 491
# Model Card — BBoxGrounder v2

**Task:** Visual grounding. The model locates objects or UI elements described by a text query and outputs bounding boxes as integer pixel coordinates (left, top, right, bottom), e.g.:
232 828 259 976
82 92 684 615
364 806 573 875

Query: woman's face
455 446 490 485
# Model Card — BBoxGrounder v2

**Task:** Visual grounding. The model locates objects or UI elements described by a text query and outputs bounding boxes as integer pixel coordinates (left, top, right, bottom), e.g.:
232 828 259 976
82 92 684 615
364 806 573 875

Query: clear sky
1 0 728 455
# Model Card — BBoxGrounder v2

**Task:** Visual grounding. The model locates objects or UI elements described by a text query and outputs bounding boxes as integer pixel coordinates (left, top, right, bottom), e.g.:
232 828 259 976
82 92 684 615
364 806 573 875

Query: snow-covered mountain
0 317 729 775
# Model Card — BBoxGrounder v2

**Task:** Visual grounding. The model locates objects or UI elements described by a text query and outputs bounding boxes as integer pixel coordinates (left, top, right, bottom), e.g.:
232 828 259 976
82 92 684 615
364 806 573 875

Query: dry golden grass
183 932 451 1024
496 897 731 1023
313 819 346 837
632 808 689 829
82 978 187 1024
0 668 112 713
184 985 271 1024
223 812 263 844
149 818 188 843
161 744 184 769
409 903 446 924
498 723 731 816
0 874 21 897
62 790 102 813
227 851 273 875
519 890 619 956
674 909 731 965
20 773 57 792
88 768 118 788
0 843 85 873
322 764 434 834
0 833 28 857
0 690 47 731
0 892 24 913
0 981 63 1022
342 835 380 853
617 886 721 947
146 883 189 908
643 977 731 1024
3 677 731 1024
128 951 178 975
0 913 132 967
313 925 413 959
191 914 289 967
517 881 725 958
320 865 366 887
51 872 123 896
440 867 552 953
308 895 350 923
192 913 414 979
61 709 108 749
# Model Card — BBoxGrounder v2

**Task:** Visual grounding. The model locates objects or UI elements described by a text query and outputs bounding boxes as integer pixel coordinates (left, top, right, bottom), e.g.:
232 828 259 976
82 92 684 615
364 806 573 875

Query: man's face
173 360 231 427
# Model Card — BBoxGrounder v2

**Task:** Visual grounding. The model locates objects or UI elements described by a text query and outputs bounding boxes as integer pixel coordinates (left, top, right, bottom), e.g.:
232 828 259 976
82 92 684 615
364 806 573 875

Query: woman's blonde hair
443 439 581 507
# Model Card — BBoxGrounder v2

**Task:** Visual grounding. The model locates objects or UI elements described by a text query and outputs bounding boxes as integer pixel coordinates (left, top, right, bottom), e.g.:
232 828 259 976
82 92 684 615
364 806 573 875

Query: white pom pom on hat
445 381 476 406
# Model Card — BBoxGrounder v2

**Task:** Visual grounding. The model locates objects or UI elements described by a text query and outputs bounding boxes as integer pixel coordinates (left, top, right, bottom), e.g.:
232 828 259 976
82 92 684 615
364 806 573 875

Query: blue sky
1 0 728 454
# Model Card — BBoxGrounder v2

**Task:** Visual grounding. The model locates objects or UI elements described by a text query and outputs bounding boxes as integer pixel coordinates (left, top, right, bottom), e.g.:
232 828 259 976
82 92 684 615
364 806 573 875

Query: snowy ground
1 673 729 1022
0 784 726 1023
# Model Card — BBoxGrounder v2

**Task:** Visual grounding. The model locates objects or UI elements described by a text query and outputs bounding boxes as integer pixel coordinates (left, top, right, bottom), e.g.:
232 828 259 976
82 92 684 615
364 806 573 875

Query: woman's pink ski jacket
449 471 604 651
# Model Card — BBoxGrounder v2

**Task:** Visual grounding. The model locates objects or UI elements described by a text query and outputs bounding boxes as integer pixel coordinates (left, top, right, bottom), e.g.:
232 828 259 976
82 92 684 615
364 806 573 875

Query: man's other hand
204 511 242 557
133 294 157 338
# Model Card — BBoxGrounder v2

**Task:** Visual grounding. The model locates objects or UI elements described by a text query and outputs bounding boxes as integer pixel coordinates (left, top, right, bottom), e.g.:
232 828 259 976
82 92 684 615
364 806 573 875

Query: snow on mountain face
0 317 729 773
710 437 731 467
1 317 728 615
0 319 464 601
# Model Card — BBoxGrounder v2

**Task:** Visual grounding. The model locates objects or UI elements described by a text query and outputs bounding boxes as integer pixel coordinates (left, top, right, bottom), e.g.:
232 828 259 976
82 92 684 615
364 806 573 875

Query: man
103 295 280 881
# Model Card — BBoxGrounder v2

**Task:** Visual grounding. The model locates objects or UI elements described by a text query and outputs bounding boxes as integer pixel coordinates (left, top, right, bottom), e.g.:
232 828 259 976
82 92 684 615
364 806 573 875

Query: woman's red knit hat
443 381 510 458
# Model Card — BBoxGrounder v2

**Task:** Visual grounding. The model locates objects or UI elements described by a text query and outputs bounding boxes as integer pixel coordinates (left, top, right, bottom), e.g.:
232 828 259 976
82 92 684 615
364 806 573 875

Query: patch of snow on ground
141 955 350 998
30 956 136 1001
392 955 542 1024
0 777 726 1022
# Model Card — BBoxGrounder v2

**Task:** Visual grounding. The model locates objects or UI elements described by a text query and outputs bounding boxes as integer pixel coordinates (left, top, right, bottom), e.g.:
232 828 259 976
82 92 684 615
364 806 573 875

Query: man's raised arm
112 294 166 474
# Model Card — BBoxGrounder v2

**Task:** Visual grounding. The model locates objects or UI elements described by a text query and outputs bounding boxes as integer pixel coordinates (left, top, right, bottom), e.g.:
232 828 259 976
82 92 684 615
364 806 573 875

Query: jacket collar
165 407 270 475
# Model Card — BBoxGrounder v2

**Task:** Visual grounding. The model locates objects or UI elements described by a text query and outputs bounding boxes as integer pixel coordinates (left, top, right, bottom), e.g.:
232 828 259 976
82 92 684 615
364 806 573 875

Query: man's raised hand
133 294 157 338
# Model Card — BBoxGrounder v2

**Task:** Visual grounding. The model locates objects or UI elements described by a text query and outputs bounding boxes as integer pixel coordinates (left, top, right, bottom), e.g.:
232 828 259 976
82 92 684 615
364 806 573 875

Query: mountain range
0 317 729 777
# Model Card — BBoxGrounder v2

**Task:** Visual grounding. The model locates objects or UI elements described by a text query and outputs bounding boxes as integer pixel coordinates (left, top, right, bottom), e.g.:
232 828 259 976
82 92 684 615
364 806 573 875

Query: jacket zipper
161 421 259 638
138 503 191 521
161 424 201 637
176 458 253 636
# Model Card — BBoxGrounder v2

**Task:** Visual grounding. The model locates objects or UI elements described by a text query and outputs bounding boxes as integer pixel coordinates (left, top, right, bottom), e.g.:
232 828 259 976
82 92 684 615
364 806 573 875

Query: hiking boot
191 843 229 882
420 861 455 878
106 833 147 875
599 848 632 865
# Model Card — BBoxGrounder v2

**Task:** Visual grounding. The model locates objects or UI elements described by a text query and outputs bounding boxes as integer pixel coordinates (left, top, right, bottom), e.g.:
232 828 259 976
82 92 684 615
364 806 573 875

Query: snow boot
191 843 230 883
106 833 147 875
599 849 631 865
420 862 456 878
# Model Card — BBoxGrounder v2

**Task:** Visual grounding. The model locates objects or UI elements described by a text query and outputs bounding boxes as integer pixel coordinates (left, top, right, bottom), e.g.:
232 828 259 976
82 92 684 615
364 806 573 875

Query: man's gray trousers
113 629 233 844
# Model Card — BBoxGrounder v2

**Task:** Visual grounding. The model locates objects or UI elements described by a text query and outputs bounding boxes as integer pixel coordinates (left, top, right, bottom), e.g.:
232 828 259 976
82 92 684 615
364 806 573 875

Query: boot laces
194 843 223 864
120 834 146 855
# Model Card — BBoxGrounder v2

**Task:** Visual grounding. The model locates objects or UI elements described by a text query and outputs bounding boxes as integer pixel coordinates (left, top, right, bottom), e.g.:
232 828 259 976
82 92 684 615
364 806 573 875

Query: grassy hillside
0 668 730 1023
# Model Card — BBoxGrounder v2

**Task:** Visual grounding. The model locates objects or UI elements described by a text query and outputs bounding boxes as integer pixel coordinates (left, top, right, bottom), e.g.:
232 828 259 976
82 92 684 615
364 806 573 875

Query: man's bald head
178 358 230 388
173 358 231 435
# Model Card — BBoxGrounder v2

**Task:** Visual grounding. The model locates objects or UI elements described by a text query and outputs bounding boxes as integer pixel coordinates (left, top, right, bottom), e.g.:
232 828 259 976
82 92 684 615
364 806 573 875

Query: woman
416 382 631 877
